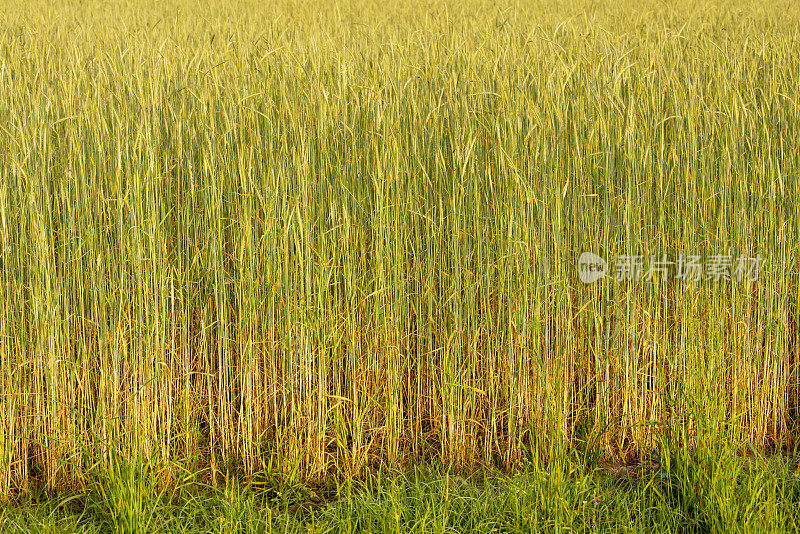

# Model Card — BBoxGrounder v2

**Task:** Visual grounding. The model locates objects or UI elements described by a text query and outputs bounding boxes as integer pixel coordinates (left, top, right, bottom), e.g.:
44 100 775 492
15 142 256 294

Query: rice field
2 0 800 520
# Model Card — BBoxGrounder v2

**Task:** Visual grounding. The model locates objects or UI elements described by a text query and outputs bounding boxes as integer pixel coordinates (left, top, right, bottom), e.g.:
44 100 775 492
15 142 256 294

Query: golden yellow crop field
1 0 800 507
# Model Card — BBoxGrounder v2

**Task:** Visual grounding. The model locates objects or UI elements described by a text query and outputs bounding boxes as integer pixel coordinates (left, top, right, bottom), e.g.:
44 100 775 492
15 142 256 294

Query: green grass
3 402 800 531
2 0 800 525
4 439 800 533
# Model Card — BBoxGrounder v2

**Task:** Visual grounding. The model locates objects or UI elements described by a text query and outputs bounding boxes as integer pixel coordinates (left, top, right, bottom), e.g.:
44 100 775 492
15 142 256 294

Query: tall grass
1 0 800 494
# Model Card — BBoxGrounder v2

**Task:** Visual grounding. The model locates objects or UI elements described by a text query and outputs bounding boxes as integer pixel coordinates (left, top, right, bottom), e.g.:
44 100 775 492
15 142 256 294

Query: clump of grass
83 450 167 534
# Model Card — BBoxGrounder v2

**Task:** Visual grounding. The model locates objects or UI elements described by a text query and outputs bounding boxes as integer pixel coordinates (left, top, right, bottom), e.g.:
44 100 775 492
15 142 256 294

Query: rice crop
1 0 800 496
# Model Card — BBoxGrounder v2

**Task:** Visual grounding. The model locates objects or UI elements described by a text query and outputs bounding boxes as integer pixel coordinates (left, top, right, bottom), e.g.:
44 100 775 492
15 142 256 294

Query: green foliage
84 451 167 534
